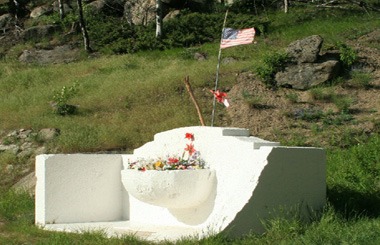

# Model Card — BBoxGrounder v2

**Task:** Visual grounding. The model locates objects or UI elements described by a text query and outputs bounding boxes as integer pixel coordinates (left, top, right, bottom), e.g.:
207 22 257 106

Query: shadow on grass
327 185 380 219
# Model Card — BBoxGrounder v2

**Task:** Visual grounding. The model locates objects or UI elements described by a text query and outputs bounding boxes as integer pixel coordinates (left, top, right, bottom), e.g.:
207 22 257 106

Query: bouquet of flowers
127 133 206 171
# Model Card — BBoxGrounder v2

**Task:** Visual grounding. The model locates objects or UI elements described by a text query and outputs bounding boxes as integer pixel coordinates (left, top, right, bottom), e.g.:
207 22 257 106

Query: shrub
255 51 289 87
337 42 358 68
85 11 266 54
52 82 79 116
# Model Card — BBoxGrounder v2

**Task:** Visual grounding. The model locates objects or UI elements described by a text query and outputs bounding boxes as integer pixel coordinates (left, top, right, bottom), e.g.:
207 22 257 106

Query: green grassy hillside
0 5 380 244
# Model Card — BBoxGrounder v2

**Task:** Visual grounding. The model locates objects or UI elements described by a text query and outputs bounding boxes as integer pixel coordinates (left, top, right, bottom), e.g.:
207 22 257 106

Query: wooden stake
184 76 205 126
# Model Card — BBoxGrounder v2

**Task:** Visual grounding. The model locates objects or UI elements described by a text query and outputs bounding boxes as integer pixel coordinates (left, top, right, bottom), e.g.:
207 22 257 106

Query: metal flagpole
211 8 229 127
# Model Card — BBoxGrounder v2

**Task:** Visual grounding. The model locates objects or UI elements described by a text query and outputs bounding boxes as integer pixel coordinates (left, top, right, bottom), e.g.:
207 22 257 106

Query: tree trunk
284 0 289 13
156 0 163 38
77 0 92 52
58 0 65 19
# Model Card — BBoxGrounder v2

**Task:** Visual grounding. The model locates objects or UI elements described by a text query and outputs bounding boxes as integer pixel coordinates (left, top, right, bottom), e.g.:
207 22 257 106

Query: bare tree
284 0 289 13
58 0 65 19
76 0 92 52
156 0 163 38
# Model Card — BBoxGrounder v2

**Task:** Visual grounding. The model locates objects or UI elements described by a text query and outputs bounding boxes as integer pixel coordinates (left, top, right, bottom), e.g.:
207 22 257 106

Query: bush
337 42 358 68
52 82 79 116
255 51 289 87
85 11 266 54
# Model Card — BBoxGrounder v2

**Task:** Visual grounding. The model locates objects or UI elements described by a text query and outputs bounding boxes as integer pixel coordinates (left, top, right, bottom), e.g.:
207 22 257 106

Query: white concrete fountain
35 126 326 241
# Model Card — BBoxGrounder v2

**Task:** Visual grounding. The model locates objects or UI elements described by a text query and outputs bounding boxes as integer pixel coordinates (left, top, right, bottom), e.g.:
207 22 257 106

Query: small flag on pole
210 90 230 108
220 27 255 49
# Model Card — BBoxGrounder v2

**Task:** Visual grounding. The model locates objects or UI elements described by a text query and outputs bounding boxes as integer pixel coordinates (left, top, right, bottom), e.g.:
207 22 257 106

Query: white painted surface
35 154 125 224
121 169 215 209
35 126 326 241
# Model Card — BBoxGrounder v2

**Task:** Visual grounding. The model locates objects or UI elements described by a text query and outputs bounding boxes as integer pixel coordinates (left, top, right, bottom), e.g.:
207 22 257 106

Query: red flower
184 143 196 156
168 157 179 164
210 90 230 107
185 133 194 141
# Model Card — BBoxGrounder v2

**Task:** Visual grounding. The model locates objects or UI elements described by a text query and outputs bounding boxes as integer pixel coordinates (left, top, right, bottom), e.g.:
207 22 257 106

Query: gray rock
52 2 73 14
275 60 341 90
0 144 19 154
124 0 156 26
20 25 61 40
222 57 237 64
194 52 207 61
19 129 32 139
87 0 106 13
38 128 60 141
163 10 180 22
18 45 80 64
286 35 323 64
0 13 13 31
12 172 36 196
30 5 53 18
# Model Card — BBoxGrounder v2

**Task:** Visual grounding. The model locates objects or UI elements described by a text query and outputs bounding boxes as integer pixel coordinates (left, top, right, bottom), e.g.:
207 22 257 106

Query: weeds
309 87 335 102
51 82 79 116
345 71 373 89
285 93 299 103
241 90 264 108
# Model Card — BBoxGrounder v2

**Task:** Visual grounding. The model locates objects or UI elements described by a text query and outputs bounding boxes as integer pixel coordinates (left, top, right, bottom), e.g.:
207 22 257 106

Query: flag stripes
220 28 255 49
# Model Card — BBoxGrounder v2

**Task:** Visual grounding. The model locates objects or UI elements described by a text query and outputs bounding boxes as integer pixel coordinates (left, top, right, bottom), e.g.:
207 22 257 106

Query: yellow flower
154 161 163 169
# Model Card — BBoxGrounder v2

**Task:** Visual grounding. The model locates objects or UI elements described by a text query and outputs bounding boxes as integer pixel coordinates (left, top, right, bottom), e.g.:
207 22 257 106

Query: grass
1 5 380 244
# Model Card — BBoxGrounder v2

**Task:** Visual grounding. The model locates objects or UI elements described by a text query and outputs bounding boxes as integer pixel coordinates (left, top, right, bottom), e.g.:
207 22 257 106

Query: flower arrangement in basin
121 133 215 209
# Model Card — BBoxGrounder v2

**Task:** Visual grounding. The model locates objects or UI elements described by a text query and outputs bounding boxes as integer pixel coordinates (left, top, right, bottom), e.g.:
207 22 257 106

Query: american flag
220 28 256 49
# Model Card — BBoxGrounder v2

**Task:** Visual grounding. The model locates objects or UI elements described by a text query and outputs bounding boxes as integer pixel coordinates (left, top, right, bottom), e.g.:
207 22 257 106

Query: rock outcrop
275 35 341 90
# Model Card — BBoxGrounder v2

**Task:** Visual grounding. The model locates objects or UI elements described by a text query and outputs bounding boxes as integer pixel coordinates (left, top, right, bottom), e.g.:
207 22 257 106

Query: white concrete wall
35 126 326 241
122 127 325 235
35 154 126 225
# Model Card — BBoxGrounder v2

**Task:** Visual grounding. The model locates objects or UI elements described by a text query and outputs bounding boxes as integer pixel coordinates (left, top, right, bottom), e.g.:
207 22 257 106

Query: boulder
20 25 61 40
12 172 36 195
30 5 53 18
52 1 74 15
274 35 342 90
286 35 323 64
0 13 13 31
38 128 60 141
275 60 341 90
87 0 107 13
124 0 156 25
18 45 81 64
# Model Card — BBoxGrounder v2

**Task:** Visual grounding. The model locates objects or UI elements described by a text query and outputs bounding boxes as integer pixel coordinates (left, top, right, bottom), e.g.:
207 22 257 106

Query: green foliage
163 13 223 48
255 51 289 87
52 82 79 116
84 11 266 54
332 95 354 113
337 42 358 68
310 87 354 113
309 87 336 102
285 92 299 103
345 71 373 89
229 0 280 14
